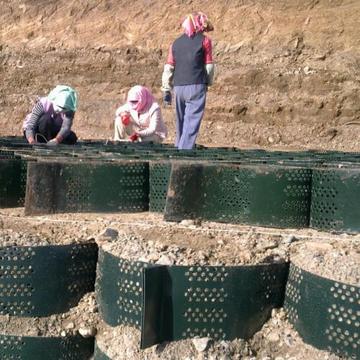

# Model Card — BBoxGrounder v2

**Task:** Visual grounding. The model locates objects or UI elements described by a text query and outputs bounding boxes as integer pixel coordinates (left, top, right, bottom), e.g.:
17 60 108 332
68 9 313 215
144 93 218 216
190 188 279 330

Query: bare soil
0 209 358 359
96 309 342 360
0 2 359 358
0 0 359 151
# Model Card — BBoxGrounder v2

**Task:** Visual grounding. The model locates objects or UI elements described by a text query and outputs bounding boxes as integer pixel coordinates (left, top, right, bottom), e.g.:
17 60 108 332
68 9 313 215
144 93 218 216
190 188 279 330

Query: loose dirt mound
0 0 359 150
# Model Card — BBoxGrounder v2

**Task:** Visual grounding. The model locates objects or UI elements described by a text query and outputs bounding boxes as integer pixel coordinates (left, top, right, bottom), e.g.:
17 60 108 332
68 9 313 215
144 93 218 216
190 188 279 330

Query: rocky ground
0 209 359 359
96 308 343 360
0 1 359 358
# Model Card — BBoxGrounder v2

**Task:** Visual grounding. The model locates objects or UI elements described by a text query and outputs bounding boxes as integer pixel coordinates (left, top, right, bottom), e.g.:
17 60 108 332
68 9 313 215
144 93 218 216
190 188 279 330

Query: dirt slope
0 0 359 150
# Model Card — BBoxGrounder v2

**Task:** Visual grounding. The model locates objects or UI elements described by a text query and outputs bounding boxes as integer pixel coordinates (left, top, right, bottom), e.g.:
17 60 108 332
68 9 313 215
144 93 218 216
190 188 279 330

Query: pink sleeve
166 44 175 66
202 36 213 64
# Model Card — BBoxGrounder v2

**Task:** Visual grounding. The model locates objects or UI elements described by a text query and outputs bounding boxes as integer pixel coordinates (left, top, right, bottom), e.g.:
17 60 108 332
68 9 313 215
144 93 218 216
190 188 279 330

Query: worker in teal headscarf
23 85 79 145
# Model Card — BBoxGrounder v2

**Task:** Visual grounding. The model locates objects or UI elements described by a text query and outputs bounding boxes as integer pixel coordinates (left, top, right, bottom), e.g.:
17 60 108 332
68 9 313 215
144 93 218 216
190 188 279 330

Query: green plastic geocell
94 343 111 360
96 249 289 349
24 160 149 215
284 264 360 359
0 158 27 207
0 334 94 360
0 243 98 317
310 167 360 233
164 162 312 228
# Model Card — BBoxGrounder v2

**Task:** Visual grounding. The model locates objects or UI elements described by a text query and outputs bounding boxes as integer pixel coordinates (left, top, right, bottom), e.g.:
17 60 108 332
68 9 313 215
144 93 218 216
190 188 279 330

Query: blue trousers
174 84 207 149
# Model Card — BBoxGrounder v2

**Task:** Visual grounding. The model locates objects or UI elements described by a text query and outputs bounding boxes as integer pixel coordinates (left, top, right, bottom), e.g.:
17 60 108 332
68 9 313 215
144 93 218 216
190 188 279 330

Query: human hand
47 138 59 146
163 91 172 106
121 112 131 126
129 133 139 142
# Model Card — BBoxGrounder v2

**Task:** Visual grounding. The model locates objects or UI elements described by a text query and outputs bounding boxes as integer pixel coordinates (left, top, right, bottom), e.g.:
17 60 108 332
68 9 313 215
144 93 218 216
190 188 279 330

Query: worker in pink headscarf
114 85 168 142
161 12 215 149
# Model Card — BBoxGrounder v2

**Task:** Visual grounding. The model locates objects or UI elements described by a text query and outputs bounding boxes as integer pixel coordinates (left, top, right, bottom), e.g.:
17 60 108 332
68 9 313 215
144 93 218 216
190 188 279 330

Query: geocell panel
0 159 27 207
149 162 171 212
94 344 110 360
284 264 359 359
0 243 98 316
0 334 94 360
164 162 312 228
25 161 149 214
141 262 289 348
310 168 360 233
96 249 150 328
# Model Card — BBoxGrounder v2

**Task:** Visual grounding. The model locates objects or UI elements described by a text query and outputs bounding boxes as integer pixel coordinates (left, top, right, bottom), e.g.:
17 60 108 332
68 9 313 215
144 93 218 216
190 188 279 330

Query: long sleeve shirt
23 97 74 142
115 102 167 139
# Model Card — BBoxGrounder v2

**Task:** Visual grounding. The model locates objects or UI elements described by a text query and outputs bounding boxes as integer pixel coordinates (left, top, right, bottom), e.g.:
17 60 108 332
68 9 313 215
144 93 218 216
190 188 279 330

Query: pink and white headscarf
127 85 155 113
181 12 213 37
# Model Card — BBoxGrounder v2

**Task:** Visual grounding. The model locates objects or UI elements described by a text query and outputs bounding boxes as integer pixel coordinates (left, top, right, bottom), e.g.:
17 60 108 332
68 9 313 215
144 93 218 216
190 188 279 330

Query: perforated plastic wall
96 250 150 328
96 250 289 350
0 159 27 207
310 168 360 233
284 264 359 359
0 243 98 316
94 344 110 360
149 162 171 212
25 161 149 215
165 163 312 228
0 334 94 360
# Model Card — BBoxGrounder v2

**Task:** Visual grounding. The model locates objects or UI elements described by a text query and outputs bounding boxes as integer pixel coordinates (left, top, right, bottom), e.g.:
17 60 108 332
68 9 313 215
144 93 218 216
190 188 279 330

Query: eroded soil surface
0 0 359 151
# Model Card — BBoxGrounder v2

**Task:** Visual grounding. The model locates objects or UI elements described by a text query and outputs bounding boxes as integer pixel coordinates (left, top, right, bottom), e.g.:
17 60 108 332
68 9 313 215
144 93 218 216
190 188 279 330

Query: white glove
47 139 59 146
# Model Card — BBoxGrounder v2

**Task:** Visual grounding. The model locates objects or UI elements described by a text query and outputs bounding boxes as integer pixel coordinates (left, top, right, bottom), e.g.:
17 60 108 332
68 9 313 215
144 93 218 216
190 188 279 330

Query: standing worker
114 85 167 143
23 85 78 145
161 12 215 149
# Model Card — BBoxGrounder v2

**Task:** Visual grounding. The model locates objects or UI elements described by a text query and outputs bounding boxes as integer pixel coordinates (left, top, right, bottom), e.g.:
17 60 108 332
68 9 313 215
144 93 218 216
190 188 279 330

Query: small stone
99 228 118 239
264 241 278 250
284 235 297 244
180 219 196 226
60 330 67 337
78 327 97 338
267 333 280 343
192 337 211 352
65 322 75 330
156 254 175 265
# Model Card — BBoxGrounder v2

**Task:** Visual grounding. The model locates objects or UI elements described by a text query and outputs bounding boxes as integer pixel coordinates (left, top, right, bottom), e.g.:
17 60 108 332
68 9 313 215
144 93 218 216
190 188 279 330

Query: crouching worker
23 85 78 145
114 85 167 143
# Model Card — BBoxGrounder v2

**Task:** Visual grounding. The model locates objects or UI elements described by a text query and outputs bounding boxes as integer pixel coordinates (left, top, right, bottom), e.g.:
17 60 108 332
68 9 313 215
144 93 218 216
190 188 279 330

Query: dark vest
172 33 207 86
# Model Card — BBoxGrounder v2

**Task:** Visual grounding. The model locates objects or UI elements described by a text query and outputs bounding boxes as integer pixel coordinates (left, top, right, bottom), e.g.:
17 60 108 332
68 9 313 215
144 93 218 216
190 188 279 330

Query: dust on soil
0 209 358 359
0 293 100 338
0 0 359 151
96 309 342 360
1 2 359 357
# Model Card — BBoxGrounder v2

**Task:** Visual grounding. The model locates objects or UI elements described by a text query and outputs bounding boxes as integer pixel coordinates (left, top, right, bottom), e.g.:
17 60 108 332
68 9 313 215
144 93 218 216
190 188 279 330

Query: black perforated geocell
164 162 312 228
0 243 98 316
95 250 289 350
25 160 149 215
310 168 360 233
285 264 360 359
0 334 94 360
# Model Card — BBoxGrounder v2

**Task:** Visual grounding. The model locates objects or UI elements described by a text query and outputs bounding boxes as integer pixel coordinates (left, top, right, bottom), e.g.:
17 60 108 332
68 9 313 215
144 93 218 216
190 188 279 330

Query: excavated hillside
0 0 360 150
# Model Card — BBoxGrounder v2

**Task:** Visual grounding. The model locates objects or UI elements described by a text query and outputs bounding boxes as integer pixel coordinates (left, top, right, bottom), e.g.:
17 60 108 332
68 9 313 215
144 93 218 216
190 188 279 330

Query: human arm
203 36 215 86
54 111 74 143
161 45 175 104
137 107 161 138
24 101 45 143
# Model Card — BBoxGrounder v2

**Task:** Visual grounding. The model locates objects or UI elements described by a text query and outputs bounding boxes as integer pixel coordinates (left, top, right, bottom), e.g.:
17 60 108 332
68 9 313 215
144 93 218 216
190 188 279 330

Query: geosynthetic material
0 243 98 317
0 334 94 360
284 264 360 359
96 249 289 349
